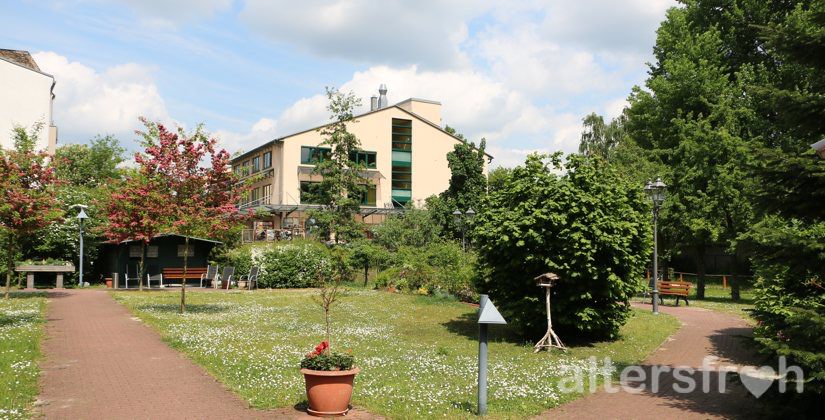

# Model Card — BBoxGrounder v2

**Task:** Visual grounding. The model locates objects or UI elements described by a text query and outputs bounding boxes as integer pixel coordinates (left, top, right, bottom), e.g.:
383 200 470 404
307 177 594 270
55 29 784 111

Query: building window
242 160 250 176
177 245 194 257
392 118 412 151
300 181 323 204
360 184 377 206
251 187 260 203
300 146 331 165
349 150 377 168
262 184 271 204
252 156 260 173
129 245 141 258
391 119 412 207
263 151 272 169
146 246 158 258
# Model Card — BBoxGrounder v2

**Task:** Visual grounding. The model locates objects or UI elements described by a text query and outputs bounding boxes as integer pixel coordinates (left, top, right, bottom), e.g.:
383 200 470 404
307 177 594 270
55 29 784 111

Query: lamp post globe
644 178 666 314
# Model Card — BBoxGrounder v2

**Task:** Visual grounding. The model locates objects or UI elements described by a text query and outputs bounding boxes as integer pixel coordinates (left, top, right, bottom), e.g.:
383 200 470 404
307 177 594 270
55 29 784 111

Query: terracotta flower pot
105 278 113 288
300 367 360 417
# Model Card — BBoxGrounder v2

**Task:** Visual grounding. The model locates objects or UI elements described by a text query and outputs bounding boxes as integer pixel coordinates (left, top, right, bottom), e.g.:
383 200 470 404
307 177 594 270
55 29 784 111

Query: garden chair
147 272 163 288
218 266 235 290
200 265 219 288
124 264 139 289
239 266 260 290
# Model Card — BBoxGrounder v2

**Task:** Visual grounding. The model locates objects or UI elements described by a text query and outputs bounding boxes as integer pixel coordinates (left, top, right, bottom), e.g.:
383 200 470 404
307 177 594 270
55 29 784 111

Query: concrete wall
0 59 55 152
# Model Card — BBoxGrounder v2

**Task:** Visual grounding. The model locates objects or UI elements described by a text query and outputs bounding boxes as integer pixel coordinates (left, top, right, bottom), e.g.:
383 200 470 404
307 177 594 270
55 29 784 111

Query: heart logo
739 365 776 398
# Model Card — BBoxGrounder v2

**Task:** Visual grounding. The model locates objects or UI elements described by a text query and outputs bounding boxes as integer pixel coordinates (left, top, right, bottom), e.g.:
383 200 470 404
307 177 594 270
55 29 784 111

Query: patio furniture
162 267 208 287
218 266 235 290
200 265 219 288
124 264 140 289
147 273 163 288
238 266 260 290
656 281 691 306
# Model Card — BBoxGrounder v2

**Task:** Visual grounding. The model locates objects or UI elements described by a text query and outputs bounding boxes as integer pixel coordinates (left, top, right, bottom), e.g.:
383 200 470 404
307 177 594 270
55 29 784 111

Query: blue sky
2 0 675 167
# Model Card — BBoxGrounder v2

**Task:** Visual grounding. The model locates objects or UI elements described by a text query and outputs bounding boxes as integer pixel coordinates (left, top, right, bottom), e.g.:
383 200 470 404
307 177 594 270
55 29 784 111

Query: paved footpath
36 289 377 419
541 303 764 419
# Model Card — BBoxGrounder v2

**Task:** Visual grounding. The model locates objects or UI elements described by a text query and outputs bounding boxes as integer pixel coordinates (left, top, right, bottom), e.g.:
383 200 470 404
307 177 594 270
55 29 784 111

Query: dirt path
35 289 375 419
540 303 764 419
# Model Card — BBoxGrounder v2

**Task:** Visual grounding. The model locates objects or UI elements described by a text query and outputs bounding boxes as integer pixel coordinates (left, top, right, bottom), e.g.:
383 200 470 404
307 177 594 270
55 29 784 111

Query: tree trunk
4 234 14 299
363 264 369 286
180 236 189 313
324 308 331 346
730 255 741 301
138 242 146 291
695 245 706 300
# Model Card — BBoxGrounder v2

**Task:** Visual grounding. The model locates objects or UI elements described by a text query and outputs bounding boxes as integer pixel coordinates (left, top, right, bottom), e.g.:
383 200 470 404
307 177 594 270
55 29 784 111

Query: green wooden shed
101 234 222 288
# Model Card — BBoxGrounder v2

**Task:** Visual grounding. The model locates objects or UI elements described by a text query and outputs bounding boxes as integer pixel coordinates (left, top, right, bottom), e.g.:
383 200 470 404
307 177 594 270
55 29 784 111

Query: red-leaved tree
102 171 172 290
0 124 63 298
134 118 248 313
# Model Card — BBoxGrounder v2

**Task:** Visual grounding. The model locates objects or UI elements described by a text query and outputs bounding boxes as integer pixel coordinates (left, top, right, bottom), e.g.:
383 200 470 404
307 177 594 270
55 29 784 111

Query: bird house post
533 272 566 353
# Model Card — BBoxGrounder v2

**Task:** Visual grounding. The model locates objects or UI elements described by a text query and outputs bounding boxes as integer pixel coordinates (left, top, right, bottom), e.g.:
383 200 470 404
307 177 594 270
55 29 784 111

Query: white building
0 49 57 154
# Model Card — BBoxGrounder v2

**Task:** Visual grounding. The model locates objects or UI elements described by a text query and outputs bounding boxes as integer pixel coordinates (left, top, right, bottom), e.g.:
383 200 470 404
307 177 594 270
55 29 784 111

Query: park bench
656 281 691 306
161 267 208 287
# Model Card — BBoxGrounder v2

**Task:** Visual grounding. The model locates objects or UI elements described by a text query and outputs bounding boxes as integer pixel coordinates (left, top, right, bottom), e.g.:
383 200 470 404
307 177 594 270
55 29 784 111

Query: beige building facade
231 87 491 239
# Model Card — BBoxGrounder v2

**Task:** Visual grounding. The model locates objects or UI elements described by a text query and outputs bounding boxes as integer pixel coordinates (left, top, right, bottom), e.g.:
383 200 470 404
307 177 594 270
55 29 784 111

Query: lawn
113 289 678 419
0 293 46 420
633 283 755 321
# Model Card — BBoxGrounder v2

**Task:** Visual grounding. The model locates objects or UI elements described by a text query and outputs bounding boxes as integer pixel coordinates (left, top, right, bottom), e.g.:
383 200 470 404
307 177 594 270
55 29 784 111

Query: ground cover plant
0 293 45 419
113 289 678 419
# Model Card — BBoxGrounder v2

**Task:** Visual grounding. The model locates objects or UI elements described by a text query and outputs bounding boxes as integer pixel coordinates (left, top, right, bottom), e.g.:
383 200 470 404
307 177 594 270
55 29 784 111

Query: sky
2 0 676 167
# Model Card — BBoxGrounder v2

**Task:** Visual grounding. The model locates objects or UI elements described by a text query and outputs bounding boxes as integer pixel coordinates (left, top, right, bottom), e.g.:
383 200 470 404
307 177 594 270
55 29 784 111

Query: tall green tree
578 112 625 159
310 88 370 243
53 135 124 188
623 3 766 299
742 0 825 406
429 138 488 241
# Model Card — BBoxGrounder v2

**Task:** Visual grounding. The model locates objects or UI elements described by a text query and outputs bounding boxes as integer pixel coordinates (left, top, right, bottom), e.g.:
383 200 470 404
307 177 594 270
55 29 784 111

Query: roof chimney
378 84 388 109
370 95 378 111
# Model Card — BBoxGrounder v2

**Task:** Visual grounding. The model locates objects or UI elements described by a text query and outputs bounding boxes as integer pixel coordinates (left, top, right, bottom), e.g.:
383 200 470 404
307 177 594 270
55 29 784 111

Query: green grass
0 293 46 419
634 283 755 321
113 289 679 419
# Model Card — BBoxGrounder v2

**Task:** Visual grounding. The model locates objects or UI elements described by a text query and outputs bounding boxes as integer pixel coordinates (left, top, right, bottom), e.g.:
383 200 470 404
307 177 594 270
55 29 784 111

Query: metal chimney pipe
378 84 388 109
370 95 378 111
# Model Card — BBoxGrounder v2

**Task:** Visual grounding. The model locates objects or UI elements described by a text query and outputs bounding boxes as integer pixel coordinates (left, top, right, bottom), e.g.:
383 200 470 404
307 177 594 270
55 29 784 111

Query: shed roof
117 234 223 245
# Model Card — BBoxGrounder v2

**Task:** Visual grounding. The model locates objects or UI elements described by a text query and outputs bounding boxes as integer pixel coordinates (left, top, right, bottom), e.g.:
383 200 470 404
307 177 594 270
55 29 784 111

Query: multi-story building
0 49 58 154
231 85 491 240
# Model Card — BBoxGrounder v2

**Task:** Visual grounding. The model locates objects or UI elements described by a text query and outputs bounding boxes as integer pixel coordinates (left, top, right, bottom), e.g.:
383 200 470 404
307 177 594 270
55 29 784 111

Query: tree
53 136 124 188
740 0 825 406
622 4 764 300
371 207 442 252
474 153 650 339
578 112 625 159
431 139 488 240
26 136 126 285
102 170 171 290
310 88 370 243
131 118 247 312
0 123 62 298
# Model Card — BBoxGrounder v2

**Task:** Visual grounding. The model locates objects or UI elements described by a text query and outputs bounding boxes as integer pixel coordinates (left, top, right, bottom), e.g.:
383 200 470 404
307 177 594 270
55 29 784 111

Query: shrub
374 241 477 299
226 241 334 288
473 154 650 339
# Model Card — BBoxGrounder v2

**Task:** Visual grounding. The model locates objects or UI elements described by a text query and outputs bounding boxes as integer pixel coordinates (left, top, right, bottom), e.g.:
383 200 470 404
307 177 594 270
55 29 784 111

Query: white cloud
33 51 169 143
239 0 484 68
214 117 278 155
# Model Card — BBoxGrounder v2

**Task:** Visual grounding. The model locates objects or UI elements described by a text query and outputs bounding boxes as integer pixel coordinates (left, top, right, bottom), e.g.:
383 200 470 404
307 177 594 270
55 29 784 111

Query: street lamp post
75 206 89 288
452 208 476 251
644 178 666 315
